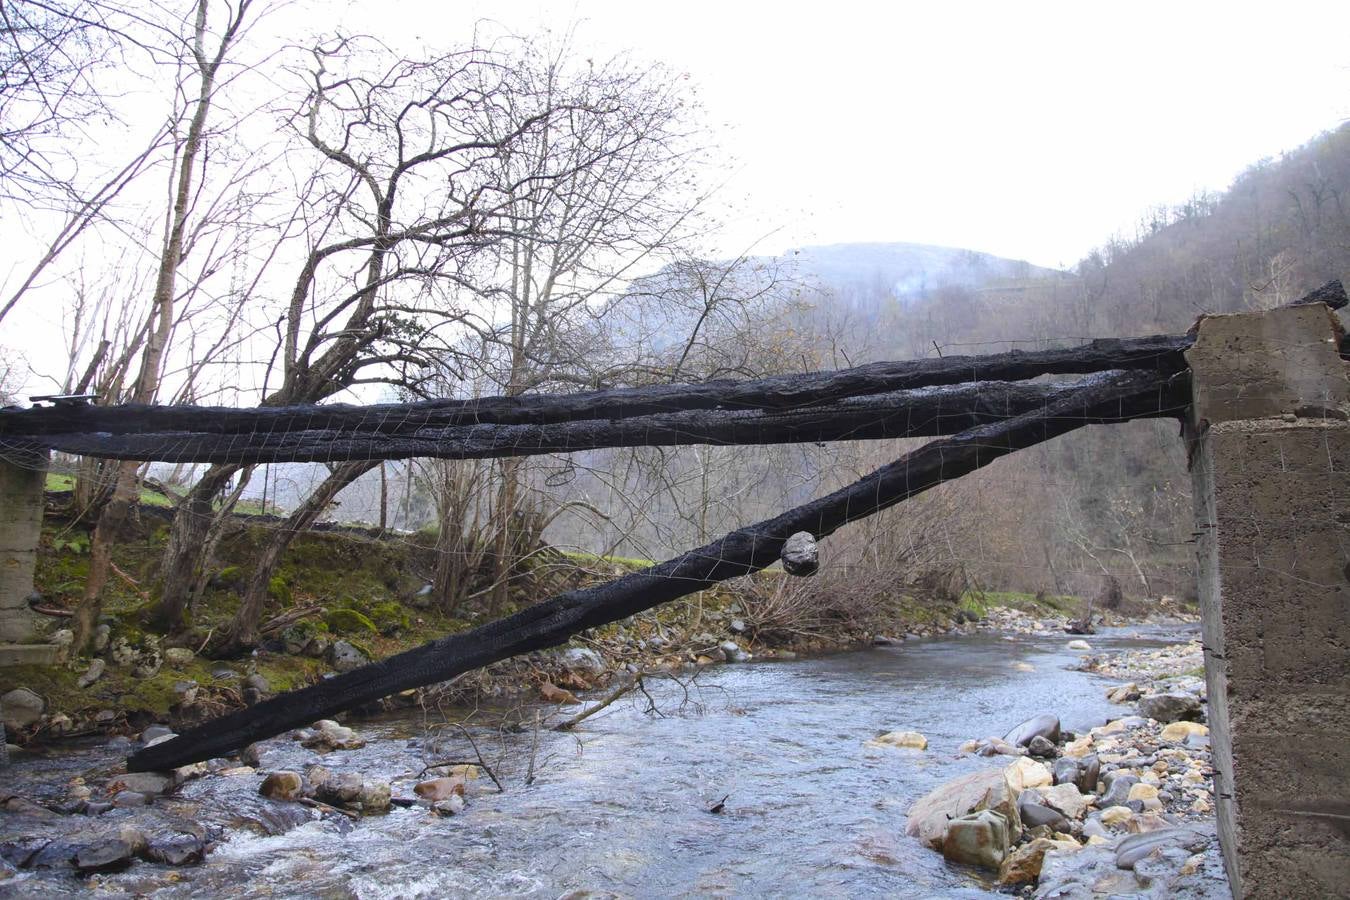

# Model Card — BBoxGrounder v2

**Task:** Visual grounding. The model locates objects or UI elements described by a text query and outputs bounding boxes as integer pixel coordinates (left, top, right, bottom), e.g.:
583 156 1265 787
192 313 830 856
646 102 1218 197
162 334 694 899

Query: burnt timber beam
28 378 1123 464
1 334 1193 439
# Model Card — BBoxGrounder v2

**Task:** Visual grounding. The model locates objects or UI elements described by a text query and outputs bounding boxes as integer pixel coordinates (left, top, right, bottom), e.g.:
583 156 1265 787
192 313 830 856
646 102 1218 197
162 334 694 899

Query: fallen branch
127 368 1187 772
111 562 150 601
553 675 644 731
298 796 358 820
257 603 323 638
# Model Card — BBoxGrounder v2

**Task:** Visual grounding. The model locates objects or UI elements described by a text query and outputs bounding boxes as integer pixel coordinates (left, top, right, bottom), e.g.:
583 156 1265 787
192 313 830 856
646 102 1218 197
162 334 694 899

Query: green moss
325 607 376 635
267 574 293 604
558 549 655 570
367 601 411 636
961 590 1081 615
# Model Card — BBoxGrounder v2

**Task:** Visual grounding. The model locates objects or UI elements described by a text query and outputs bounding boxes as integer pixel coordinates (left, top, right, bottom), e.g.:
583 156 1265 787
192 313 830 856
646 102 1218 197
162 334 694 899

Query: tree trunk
72 459 138 649
151 464 240 631
212 460 376 656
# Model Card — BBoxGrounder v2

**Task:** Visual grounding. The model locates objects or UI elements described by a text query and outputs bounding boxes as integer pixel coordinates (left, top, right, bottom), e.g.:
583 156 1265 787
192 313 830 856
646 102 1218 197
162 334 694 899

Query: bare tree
192 34 681 651
73 0 258 650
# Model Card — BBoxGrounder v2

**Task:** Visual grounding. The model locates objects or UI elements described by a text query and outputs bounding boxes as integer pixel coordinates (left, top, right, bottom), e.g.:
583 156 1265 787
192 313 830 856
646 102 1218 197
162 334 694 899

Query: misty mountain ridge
782 241 1057 299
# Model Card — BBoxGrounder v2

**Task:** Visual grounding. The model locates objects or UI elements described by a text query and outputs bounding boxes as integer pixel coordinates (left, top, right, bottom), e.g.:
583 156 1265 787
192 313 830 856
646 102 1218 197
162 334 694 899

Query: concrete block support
1187 304 1350 898
0 448 50 659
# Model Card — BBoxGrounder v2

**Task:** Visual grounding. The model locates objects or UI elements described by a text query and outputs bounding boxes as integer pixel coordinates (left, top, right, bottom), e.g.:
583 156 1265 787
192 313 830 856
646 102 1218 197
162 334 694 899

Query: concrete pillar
0 447 55 665
1186 303 1350 898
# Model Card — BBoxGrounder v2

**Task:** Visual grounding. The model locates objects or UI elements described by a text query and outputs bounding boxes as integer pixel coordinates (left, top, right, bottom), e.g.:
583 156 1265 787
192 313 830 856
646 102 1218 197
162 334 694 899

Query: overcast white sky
339 0 1350 269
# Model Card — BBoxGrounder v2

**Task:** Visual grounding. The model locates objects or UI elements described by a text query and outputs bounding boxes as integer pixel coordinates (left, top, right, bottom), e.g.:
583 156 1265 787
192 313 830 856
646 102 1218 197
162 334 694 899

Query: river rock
244 673 270 693
868 730 927 750
1106 682 1141 703
356 779 391 812
109 772 173 797
327 640 368 672
164 647 195 667
941 809 1012 870
1035 782 1092 820
1003 713 1060 748
1004 757 1052 791
1037 845 1139 897
415 777 466 801
1082 815 1109 840
1115 827 1208 869
302 719 366 751
1136 692 1202 723
780 531 818 576
1127 783 1159 803
997 836 1080 885
539 681 580 704
1 688 44 731
1128 811 1172 833
1051 756 1081 787
173 680 199 705
718 640 751 663
958 737 1018 757
132 646 163 678
1160 721 1208 742
1066 639 1092 651
74 835 141 872
1053 754 1101 794
432 795 465 816
1027 735 1057 758
316 772 364 805
562 647 605 673
112 791 150 808
260 771 305 801
1101 773 1139 807
1076 753 1101 794
110 637 136 666
78 658 107 688
906 768 1021 848
1018 794 1070 831
145 833 206 866
141 724 175 744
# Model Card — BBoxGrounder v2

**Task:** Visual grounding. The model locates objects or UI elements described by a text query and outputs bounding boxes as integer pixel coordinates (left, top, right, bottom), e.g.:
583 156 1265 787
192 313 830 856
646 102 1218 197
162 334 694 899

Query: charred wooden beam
6 281 1342 446
2 334 1192 439
127 367 1188 771
29 378 1111 464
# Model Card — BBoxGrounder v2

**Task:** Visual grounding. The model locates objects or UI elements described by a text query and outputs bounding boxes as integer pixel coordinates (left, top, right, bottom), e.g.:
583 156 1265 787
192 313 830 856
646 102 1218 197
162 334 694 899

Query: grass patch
558 549 656 570
961 590 1082 615
44 473 173 508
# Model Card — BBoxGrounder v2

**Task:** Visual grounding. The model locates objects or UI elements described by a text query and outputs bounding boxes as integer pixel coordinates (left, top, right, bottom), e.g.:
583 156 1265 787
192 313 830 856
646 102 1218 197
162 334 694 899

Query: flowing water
2 625 1195 899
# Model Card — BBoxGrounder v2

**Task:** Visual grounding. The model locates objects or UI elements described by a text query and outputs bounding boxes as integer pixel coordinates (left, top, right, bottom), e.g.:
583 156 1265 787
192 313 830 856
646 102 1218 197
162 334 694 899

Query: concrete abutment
0 448 55 666
1186 303 1350 898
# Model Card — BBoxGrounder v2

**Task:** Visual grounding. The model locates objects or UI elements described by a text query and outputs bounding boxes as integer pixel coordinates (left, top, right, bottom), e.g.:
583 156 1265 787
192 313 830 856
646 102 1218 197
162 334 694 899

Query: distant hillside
783 241 1056 299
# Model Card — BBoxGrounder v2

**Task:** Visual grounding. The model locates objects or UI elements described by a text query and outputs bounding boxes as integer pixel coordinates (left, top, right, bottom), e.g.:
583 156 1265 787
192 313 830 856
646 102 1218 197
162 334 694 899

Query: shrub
267 574 293 604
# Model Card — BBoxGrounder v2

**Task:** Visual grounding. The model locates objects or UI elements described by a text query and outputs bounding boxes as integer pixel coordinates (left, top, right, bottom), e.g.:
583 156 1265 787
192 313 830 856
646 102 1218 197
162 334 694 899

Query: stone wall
1187 304 1350 898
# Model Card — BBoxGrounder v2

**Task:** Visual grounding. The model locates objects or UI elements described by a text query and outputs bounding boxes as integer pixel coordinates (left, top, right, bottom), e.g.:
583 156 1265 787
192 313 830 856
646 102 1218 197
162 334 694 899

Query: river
1 625 1196 898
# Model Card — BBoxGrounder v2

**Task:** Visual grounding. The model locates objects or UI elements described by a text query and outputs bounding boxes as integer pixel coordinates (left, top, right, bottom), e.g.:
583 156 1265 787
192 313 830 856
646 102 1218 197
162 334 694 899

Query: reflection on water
2 625 1195 899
